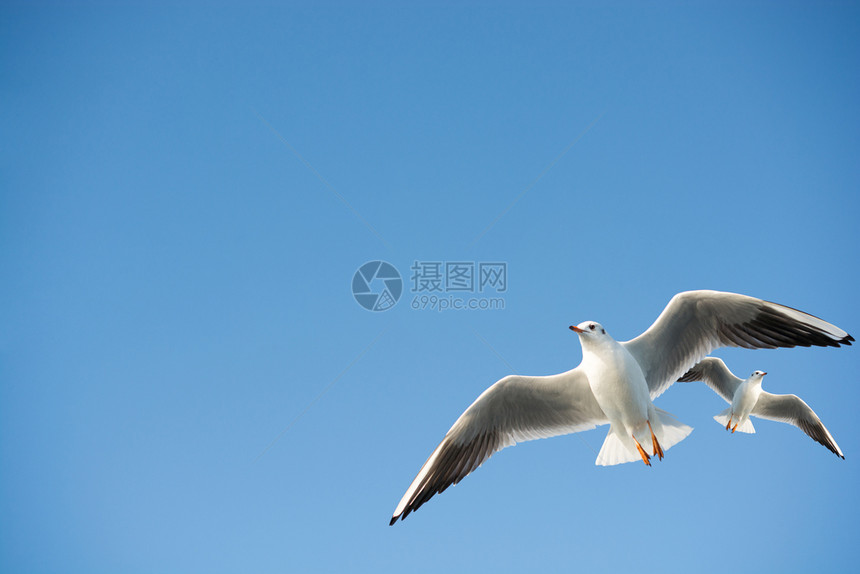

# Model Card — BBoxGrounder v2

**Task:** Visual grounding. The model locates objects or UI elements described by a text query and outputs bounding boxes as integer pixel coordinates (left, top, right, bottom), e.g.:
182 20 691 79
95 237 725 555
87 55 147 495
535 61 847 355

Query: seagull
390 290 852 524
678 357 844 458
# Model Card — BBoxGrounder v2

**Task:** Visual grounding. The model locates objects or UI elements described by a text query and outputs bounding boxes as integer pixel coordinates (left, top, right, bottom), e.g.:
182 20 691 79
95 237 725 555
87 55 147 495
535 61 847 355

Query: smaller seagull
678 357 844 458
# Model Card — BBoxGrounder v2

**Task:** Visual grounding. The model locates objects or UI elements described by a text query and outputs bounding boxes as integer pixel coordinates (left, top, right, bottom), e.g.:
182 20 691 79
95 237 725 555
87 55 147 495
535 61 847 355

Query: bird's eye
589 324 595 330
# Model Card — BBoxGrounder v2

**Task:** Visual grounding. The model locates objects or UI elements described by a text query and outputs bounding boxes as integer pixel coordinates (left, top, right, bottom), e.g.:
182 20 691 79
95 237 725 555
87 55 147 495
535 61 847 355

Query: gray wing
753 392 845 459
677 357 743 404
390 368 607 524
622 290 853 400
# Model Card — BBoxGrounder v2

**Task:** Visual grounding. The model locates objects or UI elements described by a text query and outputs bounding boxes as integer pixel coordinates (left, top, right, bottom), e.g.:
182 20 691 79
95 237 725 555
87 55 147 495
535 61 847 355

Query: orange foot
647 421 664 460
726 415 733 431
731 423 738 433
633 435 652 467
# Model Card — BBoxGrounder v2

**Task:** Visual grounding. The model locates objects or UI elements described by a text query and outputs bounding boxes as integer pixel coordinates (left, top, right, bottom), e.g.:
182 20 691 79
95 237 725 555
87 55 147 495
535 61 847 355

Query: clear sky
2 2 859 573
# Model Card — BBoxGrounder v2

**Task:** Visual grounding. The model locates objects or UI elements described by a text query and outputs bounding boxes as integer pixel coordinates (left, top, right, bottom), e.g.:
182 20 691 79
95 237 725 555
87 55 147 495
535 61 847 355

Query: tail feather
733 418 755 433
595 409 693 467
652 407 694 451
713 407 732 428
713 408 756 434
595 426 640 466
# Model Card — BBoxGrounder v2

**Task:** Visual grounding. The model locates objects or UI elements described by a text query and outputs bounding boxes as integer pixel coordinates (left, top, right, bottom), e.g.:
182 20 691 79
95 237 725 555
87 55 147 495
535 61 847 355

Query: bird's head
569 321 609 345
750 370 767 380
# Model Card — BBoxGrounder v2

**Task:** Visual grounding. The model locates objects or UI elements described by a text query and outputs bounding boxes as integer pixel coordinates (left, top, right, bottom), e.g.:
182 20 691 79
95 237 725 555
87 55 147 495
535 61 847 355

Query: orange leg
647 421 664 460
731 422 738 433
726 415 733 431
632 435 651 467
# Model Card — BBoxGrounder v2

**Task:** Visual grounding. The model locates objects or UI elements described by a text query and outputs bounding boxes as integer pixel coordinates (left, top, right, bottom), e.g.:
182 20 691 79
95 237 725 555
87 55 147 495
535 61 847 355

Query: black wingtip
389 515 398 526
843 334 854 346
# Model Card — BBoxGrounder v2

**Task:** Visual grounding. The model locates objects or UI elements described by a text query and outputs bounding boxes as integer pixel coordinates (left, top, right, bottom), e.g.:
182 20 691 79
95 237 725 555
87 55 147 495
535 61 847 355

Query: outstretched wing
677 357 744 404
753 392 844 459
390 368 606 524
622 290 853 400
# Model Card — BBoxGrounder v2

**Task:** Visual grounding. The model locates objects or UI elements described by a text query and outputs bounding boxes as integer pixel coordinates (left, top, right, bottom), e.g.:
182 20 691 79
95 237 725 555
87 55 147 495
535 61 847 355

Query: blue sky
2 2 859 573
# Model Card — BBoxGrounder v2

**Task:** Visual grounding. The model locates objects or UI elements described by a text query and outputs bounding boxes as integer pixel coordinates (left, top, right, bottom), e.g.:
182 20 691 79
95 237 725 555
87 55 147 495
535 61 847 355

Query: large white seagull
390 290 852 524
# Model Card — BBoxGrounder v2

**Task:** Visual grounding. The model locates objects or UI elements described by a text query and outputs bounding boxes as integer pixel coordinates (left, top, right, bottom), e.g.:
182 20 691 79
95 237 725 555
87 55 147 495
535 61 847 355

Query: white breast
733 381 763 419
582 340 651 427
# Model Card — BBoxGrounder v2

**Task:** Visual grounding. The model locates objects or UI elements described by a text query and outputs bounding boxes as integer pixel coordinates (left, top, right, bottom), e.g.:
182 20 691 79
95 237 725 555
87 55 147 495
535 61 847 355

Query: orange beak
569 325 584 333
